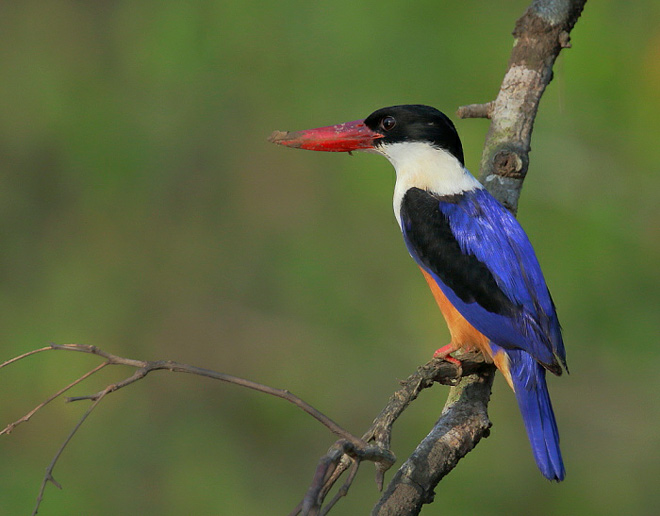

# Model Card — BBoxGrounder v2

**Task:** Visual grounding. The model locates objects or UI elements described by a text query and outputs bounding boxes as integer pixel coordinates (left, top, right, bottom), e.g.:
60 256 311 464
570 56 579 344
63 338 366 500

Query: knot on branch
493 149 526 179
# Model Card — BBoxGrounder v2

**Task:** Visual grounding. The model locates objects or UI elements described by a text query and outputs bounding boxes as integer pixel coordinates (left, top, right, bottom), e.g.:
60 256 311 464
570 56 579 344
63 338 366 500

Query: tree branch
0 361 108 436
1 343 377 514
32 386 112 516
292 353 490 515
460 0 587 214
1 344 486 515
373 369 495 516
5 344 367 447
456 102 494 119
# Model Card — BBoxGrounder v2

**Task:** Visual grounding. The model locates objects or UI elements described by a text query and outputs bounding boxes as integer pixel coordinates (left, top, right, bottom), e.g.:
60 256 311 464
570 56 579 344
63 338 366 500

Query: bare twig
66 344 369 446
319 460 360 516
3 348 484 515
1 343 385 512
1 361 108 436
4 343 369 446
299 441 394 516
0 346 53 369
32 386 112 516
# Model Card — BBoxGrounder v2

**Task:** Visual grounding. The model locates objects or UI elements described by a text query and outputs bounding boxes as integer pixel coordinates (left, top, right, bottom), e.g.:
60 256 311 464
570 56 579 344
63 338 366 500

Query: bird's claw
433 346 463 379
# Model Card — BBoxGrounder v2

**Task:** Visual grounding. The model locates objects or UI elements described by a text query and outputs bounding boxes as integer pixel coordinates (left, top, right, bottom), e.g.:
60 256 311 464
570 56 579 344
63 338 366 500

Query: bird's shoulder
399 186 566 372
399 186 519 317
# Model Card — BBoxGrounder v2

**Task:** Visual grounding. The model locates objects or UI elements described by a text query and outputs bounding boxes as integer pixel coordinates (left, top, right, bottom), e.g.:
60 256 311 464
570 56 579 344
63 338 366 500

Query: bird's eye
380 116 396 131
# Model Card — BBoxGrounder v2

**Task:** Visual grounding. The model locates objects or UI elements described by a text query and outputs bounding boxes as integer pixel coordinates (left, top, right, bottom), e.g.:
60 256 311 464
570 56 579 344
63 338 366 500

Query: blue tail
508 349 565 481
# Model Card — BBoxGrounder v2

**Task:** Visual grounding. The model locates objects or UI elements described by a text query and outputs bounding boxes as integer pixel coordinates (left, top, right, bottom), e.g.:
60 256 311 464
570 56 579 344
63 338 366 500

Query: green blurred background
1 1 658 514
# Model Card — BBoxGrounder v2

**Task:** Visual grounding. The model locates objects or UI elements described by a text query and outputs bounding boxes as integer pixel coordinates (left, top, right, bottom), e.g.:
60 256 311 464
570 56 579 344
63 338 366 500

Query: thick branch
372 369 495 516
463 0 587 214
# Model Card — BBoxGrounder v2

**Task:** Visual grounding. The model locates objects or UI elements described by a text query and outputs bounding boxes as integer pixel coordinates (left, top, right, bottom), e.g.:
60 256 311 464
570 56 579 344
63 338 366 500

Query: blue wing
400 187 565 373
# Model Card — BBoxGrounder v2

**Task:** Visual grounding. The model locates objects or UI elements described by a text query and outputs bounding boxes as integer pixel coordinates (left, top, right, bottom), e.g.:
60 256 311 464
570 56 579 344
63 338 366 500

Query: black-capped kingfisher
269 104 567 481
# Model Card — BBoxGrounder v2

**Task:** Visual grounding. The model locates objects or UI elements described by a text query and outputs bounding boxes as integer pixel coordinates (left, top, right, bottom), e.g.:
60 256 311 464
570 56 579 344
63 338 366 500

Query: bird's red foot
433 344 463 375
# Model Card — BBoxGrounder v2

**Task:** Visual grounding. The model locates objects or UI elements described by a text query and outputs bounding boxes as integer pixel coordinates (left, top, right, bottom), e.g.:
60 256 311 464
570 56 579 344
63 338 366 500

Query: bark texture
479 0 587 214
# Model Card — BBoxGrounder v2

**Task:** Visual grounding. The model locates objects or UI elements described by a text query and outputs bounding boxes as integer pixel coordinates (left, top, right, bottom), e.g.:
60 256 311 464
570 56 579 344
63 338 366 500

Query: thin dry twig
1 343 384 513
319 460 360 516
0 346 53 369
49 344 365 447
32 386 112 516
298 440 398 516
1 361 108 436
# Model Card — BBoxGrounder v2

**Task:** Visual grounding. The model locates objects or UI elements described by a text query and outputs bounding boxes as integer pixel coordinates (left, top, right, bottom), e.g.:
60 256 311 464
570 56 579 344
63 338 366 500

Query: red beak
268 119 384 152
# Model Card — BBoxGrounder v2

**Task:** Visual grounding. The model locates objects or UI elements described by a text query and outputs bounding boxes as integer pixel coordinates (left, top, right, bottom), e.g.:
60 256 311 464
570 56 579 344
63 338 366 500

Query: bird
269 104 567 481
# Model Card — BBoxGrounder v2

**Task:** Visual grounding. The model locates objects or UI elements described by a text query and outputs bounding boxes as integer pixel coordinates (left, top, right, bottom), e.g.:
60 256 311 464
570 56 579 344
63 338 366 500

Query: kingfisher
269 104 566 481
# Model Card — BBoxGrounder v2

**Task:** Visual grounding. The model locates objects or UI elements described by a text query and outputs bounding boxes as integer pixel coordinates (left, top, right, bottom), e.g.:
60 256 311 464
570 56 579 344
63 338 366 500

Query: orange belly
419 267 513 389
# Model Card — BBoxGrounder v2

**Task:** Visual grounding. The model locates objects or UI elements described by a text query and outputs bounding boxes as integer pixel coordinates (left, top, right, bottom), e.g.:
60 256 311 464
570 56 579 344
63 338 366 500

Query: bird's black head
363 105 464 165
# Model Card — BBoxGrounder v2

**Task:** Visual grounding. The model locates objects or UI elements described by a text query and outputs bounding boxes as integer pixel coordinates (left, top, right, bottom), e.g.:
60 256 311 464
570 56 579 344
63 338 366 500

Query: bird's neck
378 142 483 228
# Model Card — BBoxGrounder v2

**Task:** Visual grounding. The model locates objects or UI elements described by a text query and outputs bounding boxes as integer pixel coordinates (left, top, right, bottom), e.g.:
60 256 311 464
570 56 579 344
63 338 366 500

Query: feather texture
503 346 565 481
400 186 566 481
400 187 565 373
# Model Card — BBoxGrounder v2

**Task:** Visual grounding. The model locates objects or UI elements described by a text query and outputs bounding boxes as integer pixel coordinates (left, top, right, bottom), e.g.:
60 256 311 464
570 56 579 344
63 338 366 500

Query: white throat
375 142 482 228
